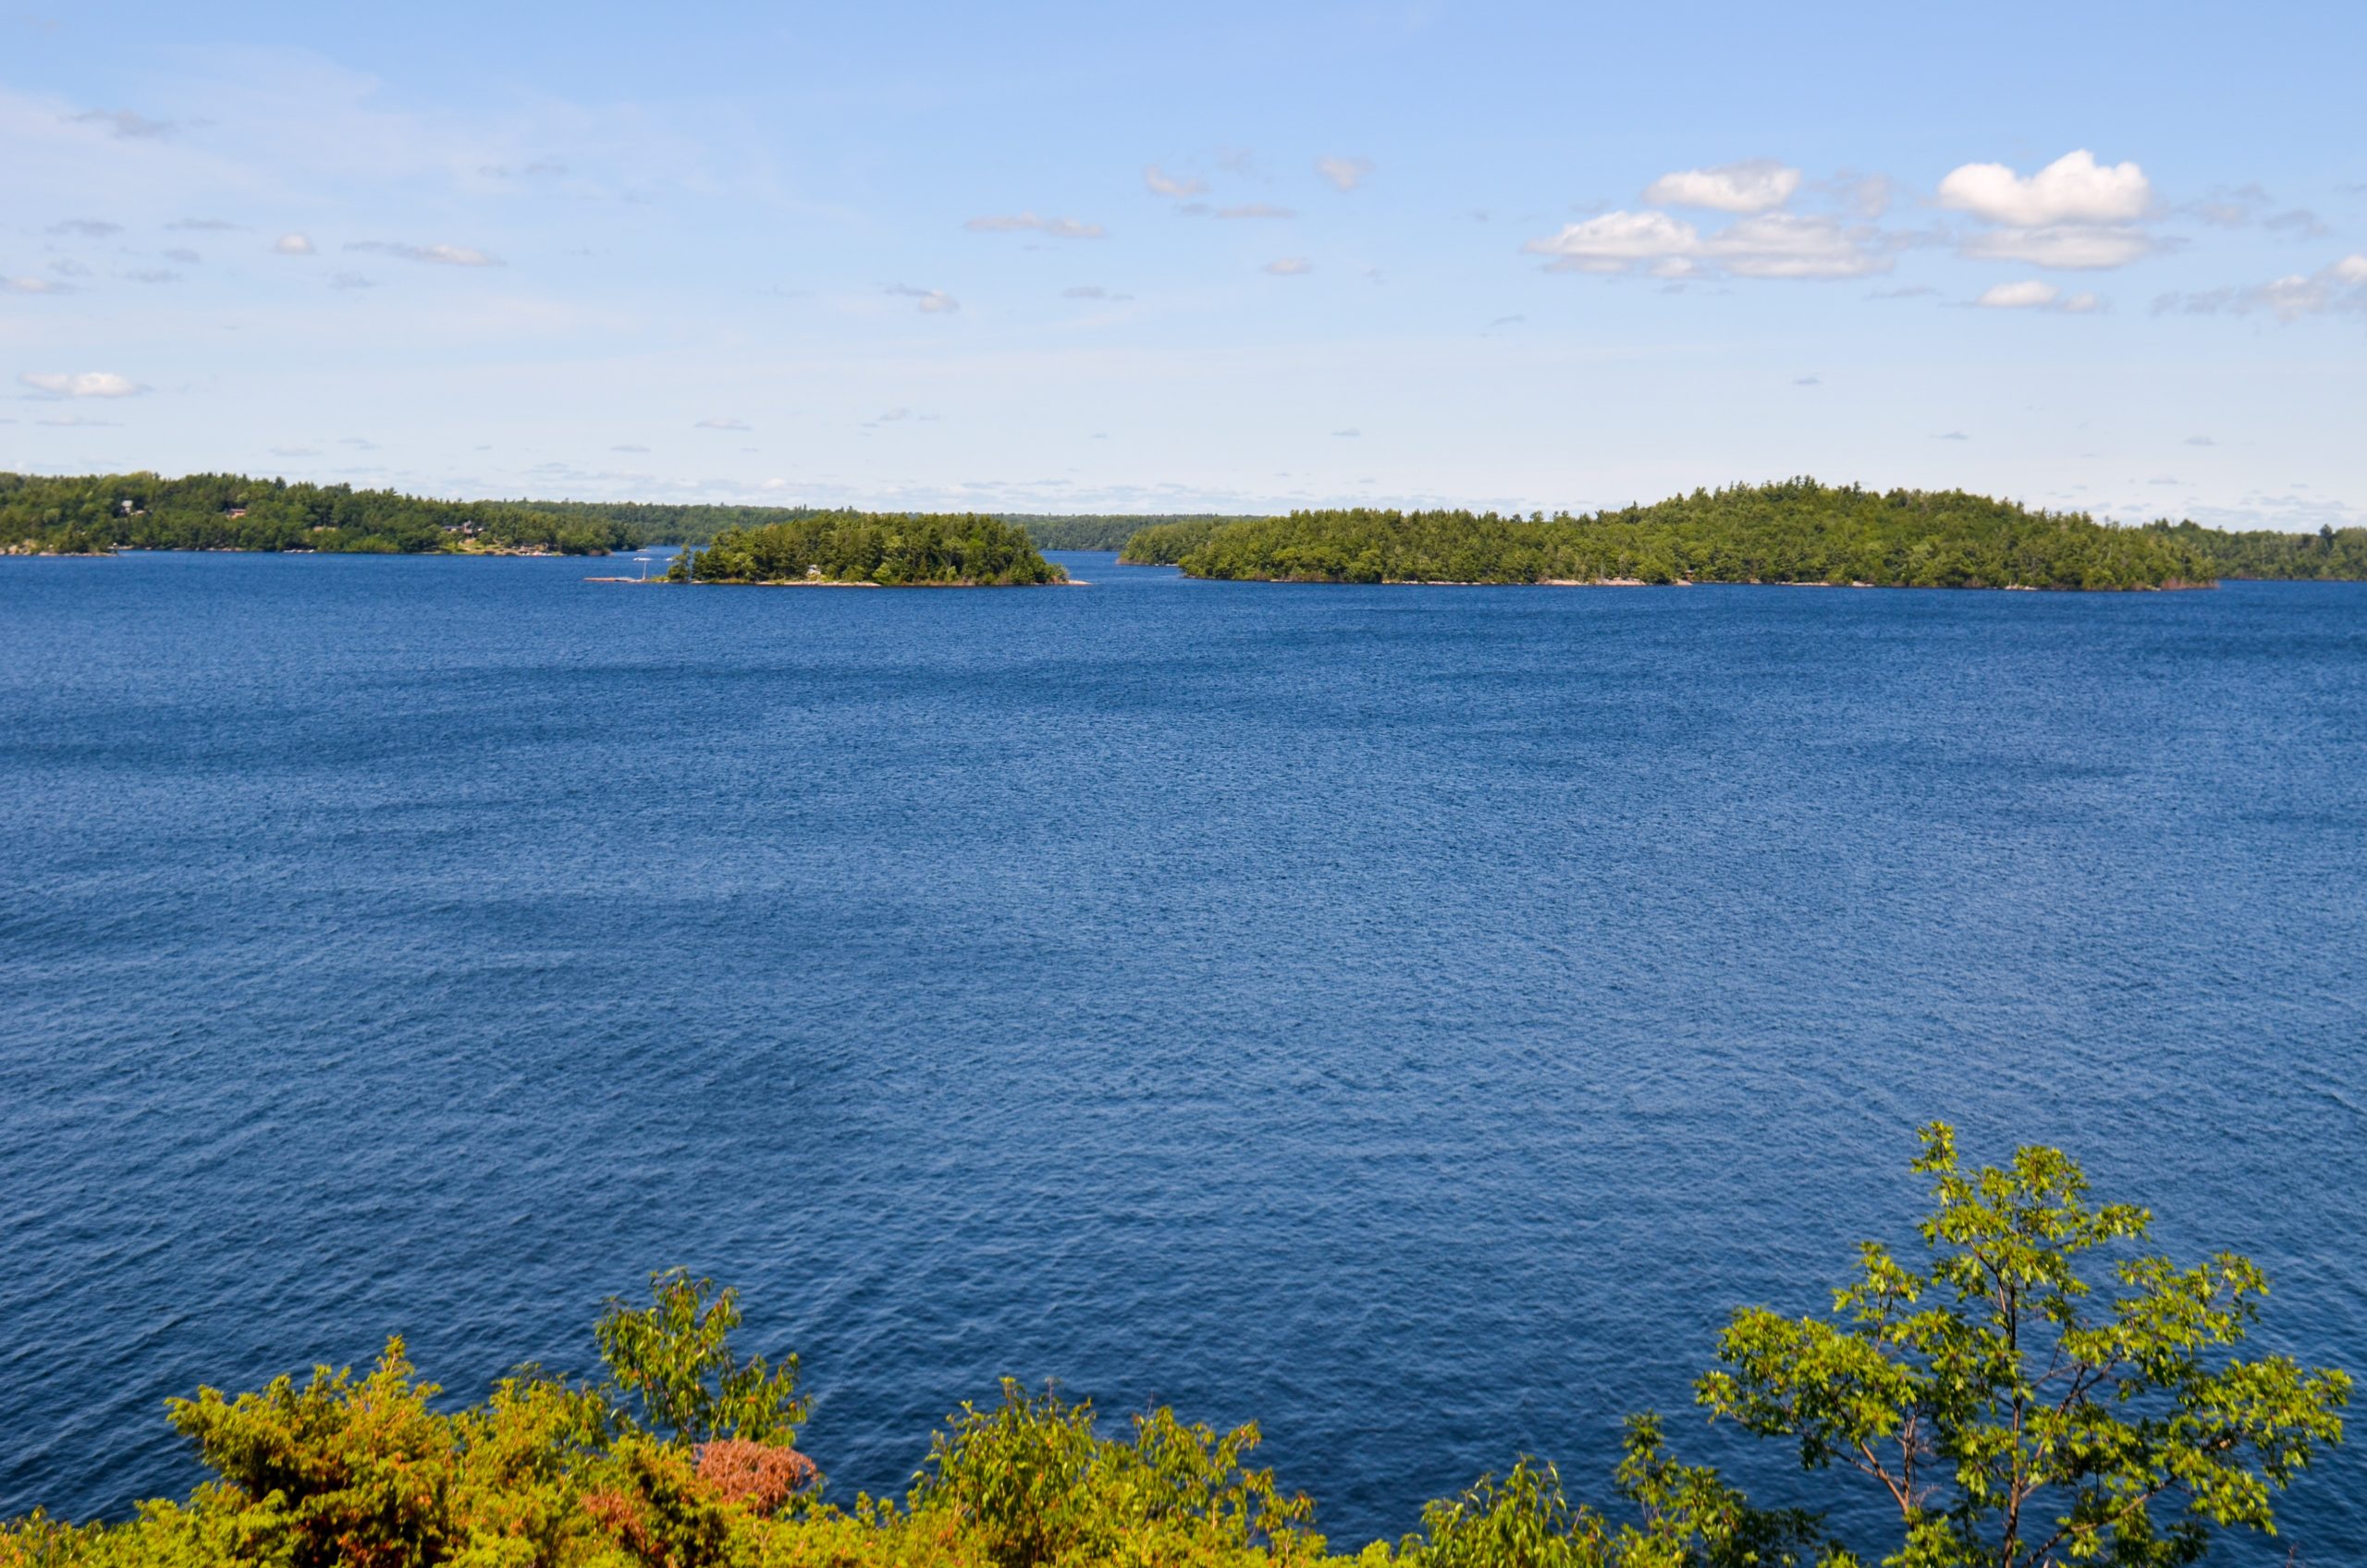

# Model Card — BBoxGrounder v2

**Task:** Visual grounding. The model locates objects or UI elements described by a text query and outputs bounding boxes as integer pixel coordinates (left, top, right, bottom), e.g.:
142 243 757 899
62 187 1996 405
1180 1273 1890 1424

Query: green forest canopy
6 472 2363 586
1118 481 2319 591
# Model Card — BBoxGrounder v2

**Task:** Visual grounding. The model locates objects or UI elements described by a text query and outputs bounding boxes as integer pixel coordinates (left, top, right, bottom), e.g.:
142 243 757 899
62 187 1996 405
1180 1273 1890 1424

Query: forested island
1120 481 2232 591
670 512 1065 585
1 1129 2348 1568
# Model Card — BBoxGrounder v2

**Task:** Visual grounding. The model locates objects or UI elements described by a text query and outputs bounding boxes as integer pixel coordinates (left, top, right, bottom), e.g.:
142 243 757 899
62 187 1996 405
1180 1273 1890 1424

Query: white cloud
693 417 750 431
3 276 67 294
346 240 502 265
1973 281 2107 313
1527 210 1886 279
1938 150 2152 226
2337 253 2367 283
963 212 1106 239
1143 165 1206 198
1315 154 1374 192
1643 160 1800 213
1960 225 2153 270
273 232 315 255
888 283 959 312
1264 257 1313 275
20 371 147 398
1978 280 2059 309
1217 203 1295 220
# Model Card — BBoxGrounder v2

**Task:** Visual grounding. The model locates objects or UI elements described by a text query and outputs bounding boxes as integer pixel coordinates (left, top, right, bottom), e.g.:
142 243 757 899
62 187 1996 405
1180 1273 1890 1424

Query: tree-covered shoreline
9 472 2365 590
0 1128 2347 1568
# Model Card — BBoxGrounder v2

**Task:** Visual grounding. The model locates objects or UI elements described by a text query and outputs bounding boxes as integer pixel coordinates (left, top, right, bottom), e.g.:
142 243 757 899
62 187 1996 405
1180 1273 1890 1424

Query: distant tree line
8 472 2363 587
1122 481 2245 591
1006 515 1249 551
673 512 1065 586
2144 518 2367 579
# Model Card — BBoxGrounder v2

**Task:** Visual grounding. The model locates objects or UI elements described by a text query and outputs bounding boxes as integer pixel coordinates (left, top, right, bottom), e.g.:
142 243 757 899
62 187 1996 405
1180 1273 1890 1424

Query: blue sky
5 0 2362 524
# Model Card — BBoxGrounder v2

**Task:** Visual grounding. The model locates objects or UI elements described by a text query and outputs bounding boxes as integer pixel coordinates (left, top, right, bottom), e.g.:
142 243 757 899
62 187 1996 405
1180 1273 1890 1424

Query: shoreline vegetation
1117 480 2358 591
6 472 2365 591
0 1128 2346 1568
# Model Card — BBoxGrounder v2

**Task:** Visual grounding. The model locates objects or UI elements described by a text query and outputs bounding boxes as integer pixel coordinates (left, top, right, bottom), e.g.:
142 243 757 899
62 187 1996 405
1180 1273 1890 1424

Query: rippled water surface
3 552 2362 1556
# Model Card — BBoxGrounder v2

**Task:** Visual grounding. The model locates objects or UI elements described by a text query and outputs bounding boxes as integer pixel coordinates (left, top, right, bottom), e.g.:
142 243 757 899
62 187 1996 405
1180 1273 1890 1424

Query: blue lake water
2 551 2362 1558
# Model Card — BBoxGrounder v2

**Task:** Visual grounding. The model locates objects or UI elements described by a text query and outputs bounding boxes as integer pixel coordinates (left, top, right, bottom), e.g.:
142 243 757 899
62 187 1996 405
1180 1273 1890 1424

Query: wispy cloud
1315 154 1374 192
888 283 959 312
1143 165 1206 199
1264 257 1313 276
3 276 69 295
20 371 147 398
693 417 751 431
1216 203 1295 220
329 272 377 289
2152 252 2367 321
67 106 171 138
963 212 1106 239
48 218 121 238
167 218 242 232
611 444 650 453
345 240 502 265
1527 211 1890 280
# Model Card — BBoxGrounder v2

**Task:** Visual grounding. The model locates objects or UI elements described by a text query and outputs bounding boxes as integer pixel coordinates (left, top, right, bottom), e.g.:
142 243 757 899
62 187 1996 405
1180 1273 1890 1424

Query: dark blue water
3 552 2361 1558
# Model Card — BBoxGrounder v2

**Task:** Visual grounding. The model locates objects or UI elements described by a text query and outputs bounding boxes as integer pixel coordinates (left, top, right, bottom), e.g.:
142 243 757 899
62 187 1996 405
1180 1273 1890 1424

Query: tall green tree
1697 1124 2349 1566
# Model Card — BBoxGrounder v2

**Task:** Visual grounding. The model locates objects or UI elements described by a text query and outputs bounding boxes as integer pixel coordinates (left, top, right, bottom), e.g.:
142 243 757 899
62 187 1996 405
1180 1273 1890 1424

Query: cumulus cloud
1525 210 1888 279
274 233 316 255
1960 225 2155 269
1938 150 2152 226
2152 253 2367 321
1974 280 2102 312
1315 154 1374 192
20 371 147 398
346 240 502 265
1264 257 1313 275
1643 160 1800 213
1143 165 1206 198
1217 203 1296 219
963 213 1106 238
49 218 121 238
888 283 959 312
67 107 171 138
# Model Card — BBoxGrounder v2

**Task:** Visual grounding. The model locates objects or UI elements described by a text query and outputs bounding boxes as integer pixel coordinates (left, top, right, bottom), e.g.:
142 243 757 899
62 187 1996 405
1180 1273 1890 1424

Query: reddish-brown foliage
694 1439 818 1513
